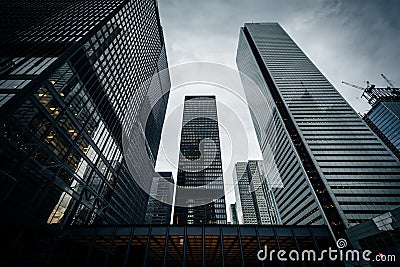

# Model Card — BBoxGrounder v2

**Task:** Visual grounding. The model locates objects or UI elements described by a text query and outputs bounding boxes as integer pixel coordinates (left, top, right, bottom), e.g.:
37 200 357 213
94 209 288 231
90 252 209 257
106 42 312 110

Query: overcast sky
154 0 400 221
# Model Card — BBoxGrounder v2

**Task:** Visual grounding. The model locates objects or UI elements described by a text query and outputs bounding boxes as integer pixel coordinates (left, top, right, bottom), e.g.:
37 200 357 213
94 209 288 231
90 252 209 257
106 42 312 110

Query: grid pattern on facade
0 0 126 53
236 22 400 239
234 162 258 224
174 96 227 225
0 0 170 229
230 203 239 224
236 28 325 228
234 161 280 225
364 101 400 160
145 172 175 224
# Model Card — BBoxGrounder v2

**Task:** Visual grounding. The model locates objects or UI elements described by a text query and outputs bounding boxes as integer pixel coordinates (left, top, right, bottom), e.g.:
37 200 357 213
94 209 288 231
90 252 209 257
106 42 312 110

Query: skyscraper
233 160 280 225
0 0 170 234
230 203 239 224
145 172 175 224
174 96 227 224
236 22 400 239
364 101 400 160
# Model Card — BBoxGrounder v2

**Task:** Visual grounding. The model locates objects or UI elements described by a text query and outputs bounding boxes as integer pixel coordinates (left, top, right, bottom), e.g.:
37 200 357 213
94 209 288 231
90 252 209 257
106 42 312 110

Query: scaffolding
342 74 400 106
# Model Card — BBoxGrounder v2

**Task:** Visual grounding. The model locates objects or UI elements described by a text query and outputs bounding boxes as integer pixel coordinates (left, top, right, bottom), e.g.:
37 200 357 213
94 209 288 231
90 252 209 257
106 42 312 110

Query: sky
153 0 400 221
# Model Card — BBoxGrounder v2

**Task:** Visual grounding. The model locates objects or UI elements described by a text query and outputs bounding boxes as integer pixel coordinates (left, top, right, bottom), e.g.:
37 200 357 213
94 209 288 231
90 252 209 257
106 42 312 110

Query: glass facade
230 203 239 224
0 0 170 233
145 172 175 224
233 161 280 225
364 101 400 160
174 96 227 225
236 22 400 239
346 207 400 263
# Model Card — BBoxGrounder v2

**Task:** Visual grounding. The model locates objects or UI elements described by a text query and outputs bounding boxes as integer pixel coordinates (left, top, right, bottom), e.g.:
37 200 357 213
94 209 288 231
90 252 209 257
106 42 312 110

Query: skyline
155 0 400 217
1 1 399 265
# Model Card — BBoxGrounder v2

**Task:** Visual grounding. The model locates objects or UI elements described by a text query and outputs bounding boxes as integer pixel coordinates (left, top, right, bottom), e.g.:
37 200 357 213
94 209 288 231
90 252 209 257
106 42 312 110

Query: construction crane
341 81 365 91
342 74 400 106
380 73 400 95
381 73 395 88
341 80 373 101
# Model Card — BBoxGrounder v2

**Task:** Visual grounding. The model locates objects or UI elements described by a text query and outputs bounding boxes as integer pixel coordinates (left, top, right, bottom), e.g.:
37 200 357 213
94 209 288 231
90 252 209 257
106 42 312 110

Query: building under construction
343 74 400 160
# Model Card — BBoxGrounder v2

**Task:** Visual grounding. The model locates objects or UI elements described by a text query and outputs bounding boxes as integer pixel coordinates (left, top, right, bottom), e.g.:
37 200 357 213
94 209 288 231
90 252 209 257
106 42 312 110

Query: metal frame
58 224 335 267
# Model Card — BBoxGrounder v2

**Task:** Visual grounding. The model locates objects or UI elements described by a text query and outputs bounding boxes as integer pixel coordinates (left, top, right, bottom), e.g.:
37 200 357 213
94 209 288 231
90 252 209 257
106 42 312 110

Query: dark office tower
0 0 170 232
174 96 227 224
230 203 239 224
233 160 279 225
236 22 400 239
364 102 400 160
145 172 175 224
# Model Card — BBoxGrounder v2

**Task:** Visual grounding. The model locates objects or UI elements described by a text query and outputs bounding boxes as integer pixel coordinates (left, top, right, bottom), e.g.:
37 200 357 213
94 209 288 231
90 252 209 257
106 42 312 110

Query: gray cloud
155 0 400 215
159 0 400 89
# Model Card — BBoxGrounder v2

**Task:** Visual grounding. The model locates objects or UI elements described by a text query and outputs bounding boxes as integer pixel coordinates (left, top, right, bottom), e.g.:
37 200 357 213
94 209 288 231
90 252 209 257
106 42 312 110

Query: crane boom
341 81 365 91
381 73 395 88
342 75 400 106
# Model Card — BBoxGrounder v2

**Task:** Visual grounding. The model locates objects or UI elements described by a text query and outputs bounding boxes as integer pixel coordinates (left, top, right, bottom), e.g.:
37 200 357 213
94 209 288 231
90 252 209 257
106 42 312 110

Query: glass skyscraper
236 22 400 239
174 96 227 225
1 12 344 265
0 0 170 233
230 203 239 224
145 172 175 224
364 101 400 160
233 160 280 225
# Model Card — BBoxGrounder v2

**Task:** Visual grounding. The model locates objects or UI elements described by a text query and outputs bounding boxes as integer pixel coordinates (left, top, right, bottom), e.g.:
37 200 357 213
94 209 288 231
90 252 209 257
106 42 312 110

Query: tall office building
145 172 175 224
174 96 227 224
230 203 239 224
236 22 400 239
233 160 279 225
364 101 400 160
0 0 170 234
